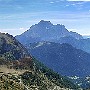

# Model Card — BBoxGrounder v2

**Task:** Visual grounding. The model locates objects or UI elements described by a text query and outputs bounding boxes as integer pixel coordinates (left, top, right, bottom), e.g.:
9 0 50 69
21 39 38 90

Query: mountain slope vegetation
27 42 90 77
0 32 29 60
0 57 79 90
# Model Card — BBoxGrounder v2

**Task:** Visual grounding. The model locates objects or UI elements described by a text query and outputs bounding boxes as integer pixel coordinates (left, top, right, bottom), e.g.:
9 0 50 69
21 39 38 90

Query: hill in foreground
0 32 29 61
0 57 79 90
0 32 79 90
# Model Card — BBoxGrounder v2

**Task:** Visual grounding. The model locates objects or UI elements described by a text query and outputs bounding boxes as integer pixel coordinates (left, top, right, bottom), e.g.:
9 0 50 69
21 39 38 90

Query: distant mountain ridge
27 42 90 77
16 20 83 44
16 20 90 54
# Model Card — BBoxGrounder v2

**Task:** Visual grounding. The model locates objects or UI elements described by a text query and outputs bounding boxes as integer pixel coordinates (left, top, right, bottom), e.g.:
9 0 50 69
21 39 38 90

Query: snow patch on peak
46 27 49 29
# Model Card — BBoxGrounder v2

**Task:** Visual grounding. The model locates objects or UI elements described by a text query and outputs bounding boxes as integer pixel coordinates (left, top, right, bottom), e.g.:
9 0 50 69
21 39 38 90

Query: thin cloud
0 28 28 36
50 1 54 3
66 4 70 6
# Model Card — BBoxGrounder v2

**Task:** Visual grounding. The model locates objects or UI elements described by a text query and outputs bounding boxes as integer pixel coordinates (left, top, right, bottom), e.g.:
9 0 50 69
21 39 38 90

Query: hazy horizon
0 0 90 36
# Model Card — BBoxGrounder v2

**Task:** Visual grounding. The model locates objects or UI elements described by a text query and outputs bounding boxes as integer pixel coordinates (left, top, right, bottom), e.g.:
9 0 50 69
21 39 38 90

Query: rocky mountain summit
16 20 83 44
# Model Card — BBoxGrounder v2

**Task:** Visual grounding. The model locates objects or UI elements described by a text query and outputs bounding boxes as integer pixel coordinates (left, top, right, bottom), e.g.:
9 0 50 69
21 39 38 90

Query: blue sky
0 0 90 36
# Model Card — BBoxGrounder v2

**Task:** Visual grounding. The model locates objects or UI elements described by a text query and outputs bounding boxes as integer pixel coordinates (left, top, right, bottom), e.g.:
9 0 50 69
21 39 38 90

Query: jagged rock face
0 33 29 60
16 20 83 44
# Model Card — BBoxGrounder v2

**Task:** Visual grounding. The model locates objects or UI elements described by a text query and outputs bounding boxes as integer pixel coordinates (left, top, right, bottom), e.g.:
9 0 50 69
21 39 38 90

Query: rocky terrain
0 32 79 90
0 57 79 90
0 32 29 60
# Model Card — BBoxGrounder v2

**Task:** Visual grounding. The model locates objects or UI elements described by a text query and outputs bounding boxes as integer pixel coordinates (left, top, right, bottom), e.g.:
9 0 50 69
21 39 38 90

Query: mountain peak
38 20 53 26
16 20 83 44
39 20 51 23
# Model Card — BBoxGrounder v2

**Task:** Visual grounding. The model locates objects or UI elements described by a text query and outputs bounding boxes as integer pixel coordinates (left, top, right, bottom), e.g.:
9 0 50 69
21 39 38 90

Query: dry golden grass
0 65 27 75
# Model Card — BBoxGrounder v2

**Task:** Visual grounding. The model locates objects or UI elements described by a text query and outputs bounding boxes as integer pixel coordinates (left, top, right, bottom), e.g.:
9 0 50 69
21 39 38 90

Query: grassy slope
0 57 80 90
